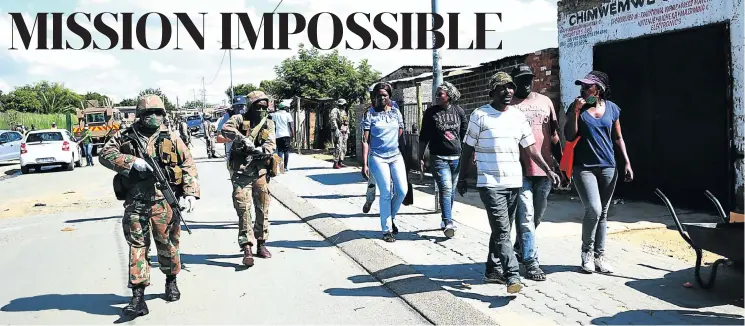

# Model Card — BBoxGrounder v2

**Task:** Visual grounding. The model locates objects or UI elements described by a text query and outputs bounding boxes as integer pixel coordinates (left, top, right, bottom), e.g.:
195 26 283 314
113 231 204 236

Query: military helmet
136 94 166 116
247 91 269 109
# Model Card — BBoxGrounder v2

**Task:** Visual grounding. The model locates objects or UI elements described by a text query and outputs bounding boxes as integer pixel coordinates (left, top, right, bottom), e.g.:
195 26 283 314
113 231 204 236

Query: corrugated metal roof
373 66 480 87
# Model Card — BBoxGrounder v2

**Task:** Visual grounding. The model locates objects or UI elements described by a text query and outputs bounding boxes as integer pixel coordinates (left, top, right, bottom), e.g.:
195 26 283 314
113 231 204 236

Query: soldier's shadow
0 293 160 317
158 253 247 271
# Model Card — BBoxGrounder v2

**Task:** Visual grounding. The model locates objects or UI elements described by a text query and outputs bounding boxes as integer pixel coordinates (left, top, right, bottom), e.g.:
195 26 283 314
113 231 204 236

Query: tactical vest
229 118 275 177
113 130 183 200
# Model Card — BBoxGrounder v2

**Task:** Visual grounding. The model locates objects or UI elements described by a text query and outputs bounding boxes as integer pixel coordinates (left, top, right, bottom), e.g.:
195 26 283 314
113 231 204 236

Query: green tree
116 98 137 106
1 86 42 112
34 81 84 113
183 100 206 108
225 83 262 99
259 80 279 98
84 92 112 107
269 43 381 105
138 88 175 111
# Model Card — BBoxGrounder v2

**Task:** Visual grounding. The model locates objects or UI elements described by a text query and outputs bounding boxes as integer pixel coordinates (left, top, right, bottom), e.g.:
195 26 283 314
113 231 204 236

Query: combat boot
122 285 149 317
333 161 340 169
338 160 347 168
256 240 272 258
242 245 255 266
164 275 180 302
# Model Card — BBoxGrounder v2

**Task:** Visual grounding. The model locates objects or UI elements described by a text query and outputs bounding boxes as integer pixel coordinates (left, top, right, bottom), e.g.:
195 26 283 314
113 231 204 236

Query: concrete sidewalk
272 153 744 325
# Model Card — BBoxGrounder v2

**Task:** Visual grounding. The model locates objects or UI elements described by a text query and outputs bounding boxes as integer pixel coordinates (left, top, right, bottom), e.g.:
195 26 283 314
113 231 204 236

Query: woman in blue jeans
418 81 467 238
361 82 406 242
564 71 633 274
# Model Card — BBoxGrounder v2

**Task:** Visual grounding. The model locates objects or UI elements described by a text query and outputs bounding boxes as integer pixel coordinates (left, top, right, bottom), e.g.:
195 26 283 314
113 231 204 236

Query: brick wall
445 48 561 116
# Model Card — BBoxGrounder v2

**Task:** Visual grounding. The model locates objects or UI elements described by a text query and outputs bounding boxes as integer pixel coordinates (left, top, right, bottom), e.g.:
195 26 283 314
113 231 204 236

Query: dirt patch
0 191 119 219
609 228 725 265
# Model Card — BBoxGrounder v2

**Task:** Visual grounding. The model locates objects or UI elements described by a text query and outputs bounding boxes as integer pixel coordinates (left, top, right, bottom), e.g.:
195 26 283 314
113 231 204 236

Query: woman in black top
418 81 468 238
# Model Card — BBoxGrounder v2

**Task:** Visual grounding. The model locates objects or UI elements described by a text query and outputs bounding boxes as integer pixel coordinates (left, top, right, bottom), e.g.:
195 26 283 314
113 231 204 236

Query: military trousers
205 136 215 157
333 131 348 161
232 173 270 248
122 199 181 288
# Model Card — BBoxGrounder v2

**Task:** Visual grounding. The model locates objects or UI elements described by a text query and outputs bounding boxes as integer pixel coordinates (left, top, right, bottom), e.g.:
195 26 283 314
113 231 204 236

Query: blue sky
0 0 559 104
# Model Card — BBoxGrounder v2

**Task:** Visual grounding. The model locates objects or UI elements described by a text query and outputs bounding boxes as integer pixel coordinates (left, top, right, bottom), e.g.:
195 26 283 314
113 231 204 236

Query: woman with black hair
361 82 407 242
564 71 633 274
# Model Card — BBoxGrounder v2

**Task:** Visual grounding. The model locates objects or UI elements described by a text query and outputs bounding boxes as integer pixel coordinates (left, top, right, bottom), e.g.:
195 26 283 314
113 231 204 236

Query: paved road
0 138 429 324
274 154 745 325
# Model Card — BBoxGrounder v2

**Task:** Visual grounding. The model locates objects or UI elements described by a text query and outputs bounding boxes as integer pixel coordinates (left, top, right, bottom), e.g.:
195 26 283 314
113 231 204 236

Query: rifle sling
248 116 268 139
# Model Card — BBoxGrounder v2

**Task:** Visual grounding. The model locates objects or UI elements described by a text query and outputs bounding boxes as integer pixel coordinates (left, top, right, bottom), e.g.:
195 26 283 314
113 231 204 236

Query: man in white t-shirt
457 72 560 294
270 102 294 171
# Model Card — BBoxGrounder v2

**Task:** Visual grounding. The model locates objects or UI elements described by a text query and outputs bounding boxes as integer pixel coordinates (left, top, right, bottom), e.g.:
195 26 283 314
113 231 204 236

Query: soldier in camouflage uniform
99 94 200 317
221 90 276 267
329 98 350 169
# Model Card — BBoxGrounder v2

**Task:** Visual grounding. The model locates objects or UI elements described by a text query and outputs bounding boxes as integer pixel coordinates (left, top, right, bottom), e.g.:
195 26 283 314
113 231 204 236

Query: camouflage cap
489 72 515 93
136 94 165 116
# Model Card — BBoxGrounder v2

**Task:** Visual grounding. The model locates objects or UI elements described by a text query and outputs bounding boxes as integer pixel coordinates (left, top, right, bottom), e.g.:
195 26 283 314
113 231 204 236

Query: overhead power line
238 0 284 46
205 50 227 86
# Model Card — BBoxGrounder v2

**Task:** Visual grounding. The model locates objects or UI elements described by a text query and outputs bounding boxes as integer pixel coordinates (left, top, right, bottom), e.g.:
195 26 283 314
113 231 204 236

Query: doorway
592 23 733 211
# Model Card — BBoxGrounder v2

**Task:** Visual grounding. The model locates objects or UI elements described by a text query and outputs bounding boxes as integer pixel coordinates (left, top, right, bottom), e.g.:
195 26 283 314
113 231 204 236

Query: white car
0 130 24 162
20 129 82 174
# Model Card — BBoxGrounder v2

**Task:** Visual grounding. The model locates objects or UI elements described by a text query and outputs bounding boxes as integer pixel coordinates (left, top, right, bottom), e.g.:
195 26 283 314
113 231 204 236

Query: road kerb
270 181 499 326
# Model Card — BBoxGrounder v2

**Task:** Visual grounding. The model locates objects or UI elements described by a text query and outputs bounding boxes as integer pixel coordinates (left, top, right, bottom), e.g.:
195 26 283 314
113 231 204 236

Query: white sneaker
594 256 613 274
443 222 457 238
581 251 594 273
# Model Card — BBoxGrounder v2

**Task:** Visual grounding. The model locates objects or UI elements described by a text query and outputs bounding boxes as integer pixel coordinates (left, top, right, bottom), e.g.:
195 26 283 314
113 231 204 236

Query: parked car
0 130 24 162
186 114 203 135
20 129 82 174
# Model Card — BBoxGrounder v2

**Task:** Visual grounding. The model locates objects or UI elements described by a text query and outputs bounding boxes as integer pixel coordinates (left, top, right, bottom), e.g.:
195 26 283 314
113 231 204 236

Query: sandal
525 265 546 281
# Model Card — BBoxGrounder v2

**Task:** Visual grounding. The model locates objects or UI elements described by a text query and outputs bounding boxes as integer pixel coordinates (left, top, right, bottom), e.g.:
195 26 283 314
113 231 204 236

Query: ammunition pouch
268 153 283 177
157 133 183 188
113 173 130 201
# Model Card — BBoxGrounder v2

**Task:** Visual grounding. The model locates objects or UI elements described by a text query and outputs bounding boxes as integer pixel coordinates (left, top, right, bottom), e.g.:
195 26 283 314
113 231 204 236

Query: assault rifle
130 127 192 234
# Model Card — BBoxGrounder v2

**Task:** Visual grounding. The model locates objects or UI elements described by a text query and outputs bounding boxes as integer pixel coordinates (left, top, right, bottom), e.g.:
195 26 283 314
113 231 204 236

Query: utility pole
431 0 443 104
201 77 206 113
229 49 234 103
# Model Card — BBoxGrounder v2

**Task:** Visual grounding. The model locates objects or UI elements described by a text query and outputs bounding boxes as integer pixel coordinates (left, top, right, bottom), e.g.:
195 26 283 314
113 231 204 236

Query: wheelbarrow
654 188 744 289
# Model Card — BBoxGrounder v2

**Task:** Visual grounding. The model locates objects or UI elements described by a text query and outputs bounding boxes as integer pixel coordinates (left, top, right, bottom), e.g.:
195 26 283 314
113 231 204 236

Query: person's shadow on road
0 293 159 317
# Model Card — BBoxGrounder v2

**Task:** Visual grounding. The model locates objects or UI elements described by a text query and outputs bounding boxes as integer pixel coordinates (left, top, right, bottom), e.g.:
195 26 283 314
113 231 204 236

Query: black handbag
398 132 414 206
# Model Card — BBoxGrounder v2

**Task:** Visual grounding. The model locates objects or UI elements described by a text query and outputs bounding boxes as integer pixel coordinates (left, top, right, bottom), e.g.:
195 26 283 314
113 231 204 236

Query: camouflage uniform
99 94 200 317
221 91 276 266
329 99 349 168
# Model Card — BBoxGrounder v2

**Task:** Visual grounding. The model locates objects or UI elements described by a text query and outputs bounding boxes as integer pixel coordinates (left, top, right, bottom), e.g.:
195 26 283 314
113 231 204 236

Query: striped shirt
464 104 536 188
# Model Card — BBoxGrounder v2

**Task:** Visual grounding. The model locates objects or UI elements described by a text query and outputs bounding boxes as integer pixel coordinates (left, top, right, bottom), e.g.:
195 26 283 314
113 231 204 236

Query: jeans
431 157 460 224
478 187 520 279
573 167 618 257
84 143 93 165
515 176 552 265
369 153 407 233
